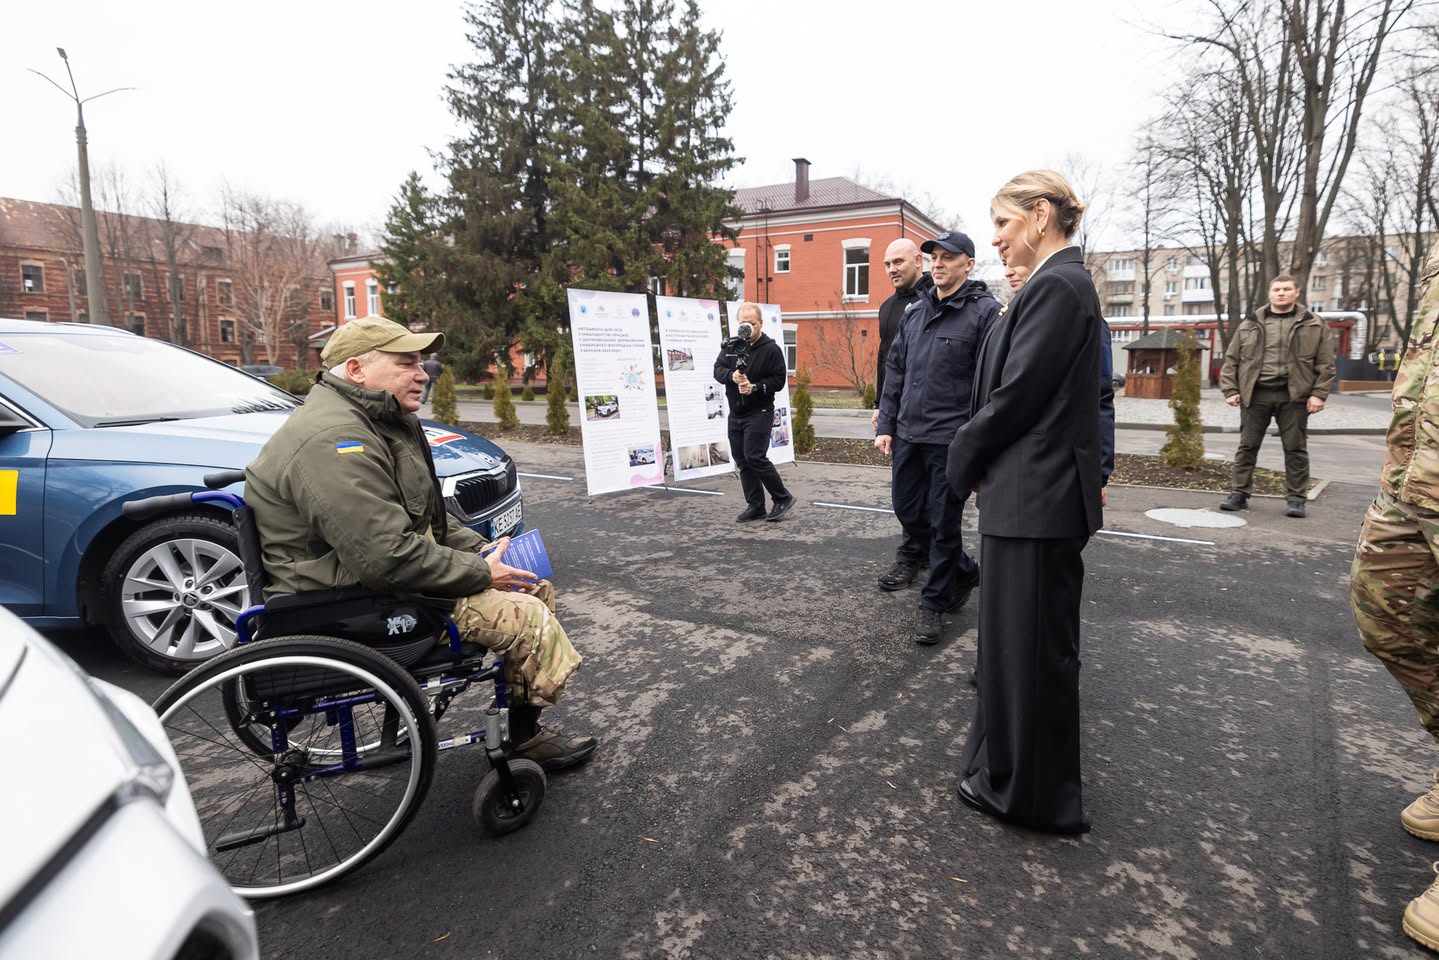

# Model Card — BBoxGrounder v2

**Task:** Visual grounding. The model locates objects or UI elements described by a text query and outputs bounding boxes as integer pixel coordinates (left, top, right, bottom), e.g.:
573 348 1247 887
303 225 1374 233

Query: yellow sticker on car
0 470 17 516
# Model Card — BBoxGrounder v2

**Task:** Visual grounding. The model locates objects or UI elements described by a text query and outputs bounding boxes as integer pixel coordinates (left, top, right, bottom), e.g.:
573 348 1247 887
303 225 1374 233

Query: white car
0 607 258 960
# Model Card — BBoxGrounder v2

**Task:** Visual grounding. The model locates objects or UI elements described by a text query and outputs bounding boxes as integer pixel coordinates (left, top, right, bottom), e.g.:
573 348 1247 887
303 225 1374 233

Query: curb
1116 422 1385 436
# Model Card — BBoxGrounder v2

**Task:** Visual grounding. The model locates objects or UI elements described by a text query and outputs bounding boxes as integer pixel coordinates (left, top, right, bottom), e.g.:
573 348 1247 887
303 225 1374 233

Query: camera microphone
736 321 755 340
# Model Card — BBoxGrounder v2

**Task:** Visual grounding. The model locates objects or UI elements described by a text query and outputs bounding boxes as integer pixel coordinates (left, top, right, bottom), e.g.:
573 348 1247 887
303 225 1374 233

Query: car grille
452 459 517 517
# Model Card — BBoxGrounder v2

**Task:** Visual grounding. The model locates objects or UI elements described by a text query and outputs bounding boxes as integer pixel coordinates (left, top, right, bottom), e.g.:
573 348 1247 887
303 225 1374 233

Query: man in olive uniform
245 316 597 772
1218 275 1337 517
1352 240 1439 952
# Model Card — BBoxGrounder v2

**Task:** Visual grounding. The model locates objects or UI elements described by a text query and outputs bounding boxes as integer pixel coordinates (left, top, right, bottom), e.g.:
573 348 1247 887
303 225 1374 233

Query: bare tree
220 190 323 367
1060 153 1115 277
809 295 875 397
145 164 196 347
1126 134 1179 334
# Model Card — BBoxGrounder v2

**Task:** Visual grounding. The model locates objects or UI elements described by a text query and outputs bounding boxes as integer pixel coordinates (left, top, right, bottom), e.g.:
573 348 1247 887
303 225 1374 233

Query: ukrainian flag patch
335 441 365 455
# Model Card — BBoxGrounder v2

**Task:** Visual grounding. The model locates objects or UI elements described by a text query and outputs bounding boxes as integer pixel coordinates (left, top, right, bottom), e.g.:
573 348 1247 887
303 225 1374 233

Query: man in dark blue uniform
875 232 999 643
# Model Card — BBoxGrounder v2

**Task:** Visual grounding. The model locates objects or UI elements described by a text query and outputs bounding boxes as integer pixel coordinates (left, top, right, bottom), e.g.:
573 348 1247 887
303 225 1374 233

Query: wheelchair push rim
155 639 436 899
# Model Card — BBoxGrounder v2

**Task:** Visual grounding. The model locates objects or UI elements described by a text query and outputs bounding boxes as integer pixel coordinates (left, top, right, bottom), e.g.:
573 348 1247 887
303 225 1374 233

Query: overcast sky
3 0 1206 257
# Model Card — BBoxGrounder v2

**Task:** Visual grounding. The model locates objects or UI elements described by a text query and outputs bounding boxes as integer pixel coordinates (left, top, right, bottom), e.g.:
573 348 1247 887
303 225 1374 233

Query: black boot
509 704 599 772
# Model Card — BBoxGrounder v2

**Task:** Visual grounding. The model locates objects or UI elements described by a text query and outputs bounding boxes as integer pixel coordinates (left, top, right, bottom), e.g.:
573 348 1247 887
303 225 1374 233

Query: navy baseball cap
921 231 976 258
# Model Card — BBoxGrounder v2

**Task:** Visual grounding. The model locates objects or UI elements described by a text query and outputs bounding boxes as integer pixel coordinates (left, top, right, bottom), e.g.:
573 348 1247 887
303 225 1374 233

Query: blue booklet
484 529 552 581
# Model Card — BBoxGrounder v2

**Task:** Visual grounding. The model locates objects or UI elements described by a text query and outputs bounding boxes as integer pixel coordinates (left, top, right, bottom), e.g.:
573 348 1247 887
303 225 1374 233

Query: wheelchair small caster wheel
473 759 546 836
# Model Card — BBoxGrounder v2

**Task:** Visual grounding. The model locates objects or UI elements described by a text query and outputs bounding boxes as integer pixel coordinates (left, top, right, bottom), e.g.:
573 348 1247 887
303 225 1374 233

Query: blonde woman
945 170 1106 834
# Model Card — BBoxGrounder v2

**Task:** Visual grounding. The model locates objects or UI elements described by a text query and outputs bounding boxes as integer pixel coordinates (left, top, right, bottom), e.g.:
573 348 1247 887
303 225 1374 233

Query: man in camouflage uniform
1352 239 1439 952
246 316 596 772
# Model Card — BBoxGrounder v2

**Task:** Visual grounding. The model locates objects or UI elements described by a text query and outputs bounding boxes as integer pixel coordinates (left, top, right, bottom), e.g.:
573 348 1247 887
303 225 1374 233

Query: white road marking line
814 501 893 514
517 472 574 481
1097 529 1216 546
641 485 725 496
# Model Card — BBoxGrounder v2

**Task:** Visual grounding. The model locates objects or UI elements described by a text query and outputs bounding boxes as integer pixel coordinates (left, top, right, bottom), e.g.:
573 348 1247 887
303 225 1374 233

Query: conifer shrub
431 367 459 425
1161 334 1205 469
793 369 817 455
492 366 520 430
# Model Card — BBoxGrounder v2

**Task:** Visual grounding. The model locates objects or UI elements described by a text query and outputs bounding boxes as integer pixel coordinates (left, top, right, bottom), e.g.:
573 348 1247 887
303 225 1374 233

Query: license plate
489 501 523 538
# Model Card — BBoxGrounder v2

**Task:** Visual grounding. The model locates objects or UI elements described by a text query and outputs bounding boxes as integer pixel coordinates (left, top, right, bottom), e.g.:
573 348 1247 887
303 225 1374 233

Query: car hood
50 412 511 478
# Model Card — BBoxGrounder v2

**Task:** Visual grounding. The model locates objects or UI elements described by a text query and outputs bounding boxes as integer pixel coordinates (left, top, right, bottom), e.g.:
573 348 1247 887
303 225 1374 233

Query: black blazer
946 247 1104 539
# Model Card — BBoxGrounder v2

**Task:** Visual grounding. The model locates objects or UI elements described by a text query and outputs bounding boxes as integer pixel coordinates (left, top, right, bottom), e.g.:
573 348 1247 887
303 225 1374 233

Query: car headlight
85 677 176 803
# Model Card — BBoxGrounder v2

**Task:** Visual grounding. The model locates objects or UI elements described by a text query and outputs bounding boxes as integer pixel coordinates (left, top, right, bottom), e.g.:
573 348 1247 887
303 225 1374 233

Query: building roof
0 196 233 263
1123 328 1204 351
732 177 895 215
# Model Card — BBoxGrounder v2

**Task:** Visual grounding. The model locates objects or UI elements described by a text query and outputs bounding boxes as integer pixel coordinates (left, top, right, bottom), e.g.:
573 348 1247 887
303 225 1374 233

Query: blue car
0 319 523 673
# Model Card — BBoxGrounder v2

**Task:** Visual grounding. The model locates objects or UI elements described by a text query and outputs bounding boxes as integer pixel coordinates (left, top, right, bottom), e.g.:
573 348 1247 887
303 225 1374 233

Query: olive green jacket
244 373 490 598
1218 303 1337 406
1380 240 1439 512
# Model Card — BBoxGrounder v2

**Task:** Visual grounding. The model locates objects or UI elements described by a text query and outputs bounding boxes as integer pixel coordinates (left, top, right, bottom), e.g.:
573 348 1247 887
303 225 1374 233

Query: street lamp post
30 49 133 326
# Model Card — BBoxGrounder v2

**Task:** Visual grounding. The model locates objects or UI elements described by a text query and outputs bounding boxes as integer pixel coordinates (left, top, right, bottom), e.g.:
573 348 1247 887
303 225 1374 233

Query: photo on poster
666 346 695 372
771 425 790 447
628 444 658 467
709 441 732 465
772 406 788 428
677 444 710 470
585 394 621 421
706 393 725 420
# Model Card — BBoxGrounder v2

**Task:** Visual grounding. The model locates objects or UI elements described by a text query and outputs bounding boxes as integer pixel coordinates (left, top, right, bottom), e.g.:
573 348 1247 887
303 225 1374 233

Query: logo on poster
620 362 648 391
631 308 641 318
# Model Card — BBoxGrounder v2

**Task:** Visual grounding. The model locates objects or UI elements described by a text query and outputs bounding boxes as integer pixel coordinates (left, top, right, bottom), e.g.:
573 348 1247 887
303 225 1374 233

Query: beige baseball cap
321 316 444 366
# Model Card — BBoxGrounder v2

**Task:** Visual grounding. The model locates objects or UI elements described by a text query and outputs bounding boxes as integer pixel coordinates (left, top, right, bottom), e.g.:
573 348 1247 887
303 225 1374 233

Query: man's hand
874 434 892 456
871 410 879 429
731 370 744 384
1307 396 1326 414
483 537 539 591
1101 487 1108 508
1225 393 1242 407
738 381 754 396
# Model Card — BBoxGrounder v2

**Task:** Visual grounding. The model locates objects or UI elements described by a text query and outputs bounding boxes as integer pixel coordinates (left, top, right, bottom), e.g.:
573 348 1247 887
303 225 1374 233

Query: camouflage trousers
451 580 582 708
1353 491 1439 740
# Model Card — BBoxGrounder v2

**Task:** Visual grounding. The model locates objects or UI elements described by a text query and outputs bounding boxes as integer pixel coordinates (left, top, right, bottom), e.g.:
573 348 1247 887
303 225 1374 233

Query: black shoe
736 505 766 523
1219 492 1248 512
766 495 795 521
957 777 997 817
914 607 943 645
942 566 981 612
878 560 918 591
1286 499 1306 518
512 728 599 772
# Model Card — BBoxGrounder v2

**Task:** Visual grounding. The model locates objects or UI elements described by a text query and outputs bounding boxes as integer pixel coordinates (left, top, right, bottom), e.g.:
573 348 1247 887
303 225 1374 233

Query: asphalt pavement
50 434 1438 960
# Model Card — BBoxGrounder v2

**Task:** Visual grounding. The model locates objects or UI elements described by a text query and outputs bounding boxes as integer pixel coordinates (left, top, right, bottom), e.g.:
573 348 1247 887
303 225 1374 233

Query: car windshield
0 331 301 427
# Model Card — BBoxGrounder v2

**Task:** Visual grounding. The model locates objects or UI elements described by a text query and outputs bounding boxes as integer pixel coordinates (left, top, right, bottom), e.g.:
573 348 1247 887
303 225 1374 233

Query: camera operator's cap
321 316 445 366
921 231 977 258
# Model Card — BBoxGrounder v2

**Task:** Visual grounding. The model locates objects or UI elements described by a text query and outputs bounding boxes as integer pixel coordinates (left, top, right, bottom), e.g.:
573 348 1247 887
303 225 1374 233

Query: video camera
721 321 756 371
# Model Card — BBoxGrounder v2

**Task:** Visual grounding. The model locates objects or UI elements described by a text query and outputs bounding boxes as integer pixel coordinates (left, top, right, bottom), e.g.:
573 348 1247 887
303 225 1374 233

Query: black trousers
1232 384 1310 501
960 534 1089 834
892 438 977 610
729 406 789 509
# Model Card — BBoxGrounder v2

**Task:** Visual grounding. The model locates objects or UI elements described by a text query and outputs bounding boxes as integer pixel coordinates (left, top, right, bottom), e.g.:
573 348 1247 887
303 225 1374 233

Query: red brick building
724 159 946 391
0 197 335 368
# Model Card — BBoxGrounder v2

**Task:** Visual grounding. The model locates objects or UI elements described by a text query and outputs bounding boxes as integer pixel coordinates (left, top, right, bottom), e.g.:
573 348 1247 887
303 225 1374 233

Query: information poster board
723 301 795 466
655 296 733 481
567 288 664 495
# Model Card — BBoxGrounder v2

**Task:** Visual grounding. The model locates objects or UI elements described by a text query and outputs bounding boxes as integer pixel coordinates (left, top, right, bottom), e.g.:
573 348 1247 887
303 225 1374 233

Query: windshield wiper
93 416 181 428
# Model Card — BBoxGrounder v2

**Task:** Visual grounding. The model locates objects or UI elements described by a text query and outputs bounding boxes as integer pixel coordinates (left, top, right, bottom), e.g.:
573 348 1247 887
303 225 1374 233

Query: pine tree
792 368 817 455
431 367 459 426
492 363 521 430
1161 333 1205 468
546 348 570 436
374 172 446 329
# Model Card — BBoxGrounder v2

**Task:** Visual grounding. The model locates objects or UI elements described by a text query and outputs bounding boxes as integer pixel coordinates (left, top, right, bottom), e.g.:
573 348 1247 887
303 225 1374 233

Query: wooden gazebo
1122 329 1202 400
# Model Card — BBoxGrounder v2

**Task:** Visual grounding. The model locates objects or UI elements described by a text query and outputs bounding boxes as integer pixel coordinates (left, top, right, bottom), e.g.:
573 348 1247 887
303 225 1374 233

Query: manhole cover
1143 508 1248 529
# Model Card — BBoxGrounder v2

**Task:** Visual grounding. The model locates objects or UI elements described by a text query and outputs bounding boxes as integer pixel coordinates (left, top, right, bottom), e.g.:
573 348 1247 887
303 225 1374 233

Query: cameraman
714 303 796 523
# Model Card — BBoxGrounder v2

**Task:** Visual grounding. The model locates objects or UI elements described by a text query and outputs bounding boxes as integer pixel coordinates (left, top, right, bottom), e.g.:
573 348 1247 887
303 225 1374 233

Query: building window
1107 281 1134 295
1184 276 1210 290
320 288 334 312
1110 304 1132 317
1164 280 1177 294
727 249 745 300
128 315 145 336
648 275 667 296
1108 257 1136 273
123 272 142 300
1312 301 1326 312
72 268 87 297
343 282 356 319
1163 305 1175 316
1186 255 1205 267
1315 251 1328 266
167 273 185 303
219 320 236 343
366 279 380 316
1311 275 1327 291
24 310 46 322
774 245 791 274
783 328 797 375
843 246 870 299
1166 256 1177 271
217 280 233 306
21 264 43 294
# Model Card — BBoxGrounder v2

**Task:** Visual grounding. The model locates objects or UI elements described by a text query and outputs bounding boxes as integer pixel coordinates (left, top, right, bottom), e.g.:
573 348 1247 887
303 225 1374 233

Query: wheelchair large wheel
154 636 437 898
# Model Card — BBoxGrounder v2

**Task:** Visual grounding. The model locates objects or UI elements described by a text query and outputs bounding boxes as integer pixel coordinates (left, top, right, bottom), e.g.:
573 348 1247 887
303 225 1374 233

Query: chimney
793 158 811 203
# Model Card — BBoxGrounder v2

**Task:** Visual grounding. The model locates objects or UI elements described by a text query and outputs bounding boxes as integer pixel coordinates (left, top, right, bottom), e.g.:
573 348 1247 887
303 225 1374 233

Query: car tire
101 512 248 673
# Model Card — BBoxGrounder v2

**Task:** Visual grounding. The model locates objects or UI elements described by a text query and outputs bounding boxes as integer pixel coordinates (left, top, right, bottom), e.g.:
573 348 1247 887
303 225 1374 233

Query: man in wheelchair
242 316 598 772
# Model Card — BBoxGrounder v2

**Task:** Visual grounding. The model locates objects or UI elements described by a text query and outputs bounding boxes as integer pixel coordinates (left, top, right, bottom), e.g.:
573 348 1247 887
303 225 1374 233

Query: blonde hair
735 302 762 324
992 170 1087 241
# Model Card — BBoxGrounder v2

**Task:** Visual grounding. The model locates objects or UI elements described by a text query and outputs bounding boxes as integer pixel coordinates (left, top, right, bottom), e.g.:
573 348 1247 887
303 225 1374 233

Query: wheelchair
132 471 547 899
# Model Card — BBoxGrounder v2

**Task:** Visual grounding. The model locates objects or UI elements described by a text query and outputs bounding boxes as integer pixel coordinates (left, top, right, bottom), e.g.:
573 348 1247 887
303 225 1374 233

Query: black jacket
714 332 787 416
876 273 933 399
876 278 1000 445
947 247 1104 539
